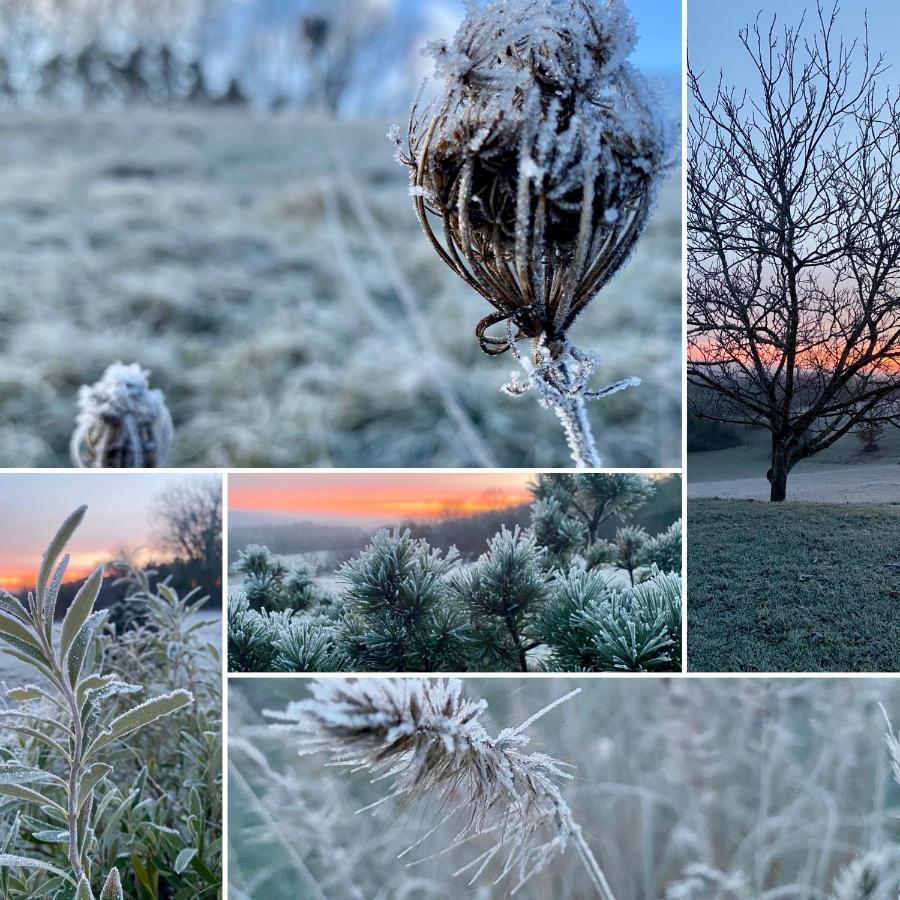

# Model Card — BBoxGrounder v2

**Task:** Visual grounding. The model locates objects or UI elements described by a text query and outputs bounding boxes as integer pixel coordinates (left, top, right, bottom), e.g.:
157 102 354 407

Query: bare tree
152 476 222 579
688 4 900 500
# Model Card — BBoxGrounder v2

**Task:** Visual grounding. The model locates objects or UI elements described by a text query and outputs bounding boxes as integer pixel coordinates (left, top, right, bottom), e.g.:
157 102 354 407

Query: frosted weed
394 0 674 466
266 677 616 898
71 362 173 468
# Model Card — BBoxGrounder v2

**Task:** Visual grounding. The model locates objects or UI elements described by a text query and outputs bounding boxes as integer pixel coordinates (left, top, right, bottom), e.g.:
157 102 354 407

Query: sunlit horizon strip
229 472 537 522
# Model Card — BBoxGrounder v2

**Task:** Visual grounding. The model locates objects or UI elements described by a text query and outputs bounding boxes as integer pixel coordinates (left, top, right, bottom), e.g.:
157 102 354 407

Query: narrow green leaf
0 853 74 883
0 783 66 816
0 644 55 681
87 690 192 758
0 590 30 624
66 611 108 686
77 763 112 816
75 874 94 900
37 506 87 612
32 829 68 843
0 763 59 787
5 686 43 702
76 674 113 711
43 554 69 636
99 868 123 900
174 848 197 874
0 613 42 652
157 584 177 605
59 566 103 668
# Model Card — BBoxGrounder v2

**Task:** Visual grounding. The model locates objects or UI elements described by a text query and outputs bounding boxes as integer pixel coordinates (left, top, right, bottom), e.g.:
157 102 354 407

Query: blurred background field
0 0 681 467
230 676 900 899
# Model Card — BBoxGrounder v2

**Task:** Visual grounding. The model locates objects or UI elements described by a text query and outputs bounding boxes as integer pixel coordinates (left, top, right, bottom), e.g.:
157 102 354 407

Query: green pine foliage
235 545 324 613
448 527 547 672
332 530 468 672
227 489 682 674
532 473 657 545
639 519 682 574
538 569 682 672
227 596 283 673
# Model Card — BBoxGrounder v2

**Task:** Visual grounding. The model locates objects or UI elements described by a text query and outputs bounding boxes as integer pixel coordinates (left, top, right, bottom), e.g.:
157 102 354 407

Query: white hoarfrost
399 0 675 467
266 678 616 898
71 362 173 468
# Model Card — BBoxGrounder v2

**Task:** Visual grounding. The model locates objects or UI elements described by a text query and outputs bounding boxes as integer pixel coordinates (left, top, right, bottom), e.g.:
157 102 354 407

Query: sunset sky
0 473 204 591
229 472 536 525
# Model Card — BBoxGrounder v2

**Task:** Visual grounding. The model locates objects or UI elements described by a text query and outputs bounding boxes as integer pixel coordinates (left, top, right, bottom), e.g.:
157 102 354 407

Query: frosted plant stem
551 392 602 468
566 815 616 900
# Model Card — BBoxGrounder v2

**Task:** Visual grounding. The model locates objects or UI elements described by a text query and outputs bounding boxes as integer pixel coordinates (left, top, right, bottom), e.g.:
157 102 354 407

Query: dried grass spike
71 362 173 468
266 678 616 899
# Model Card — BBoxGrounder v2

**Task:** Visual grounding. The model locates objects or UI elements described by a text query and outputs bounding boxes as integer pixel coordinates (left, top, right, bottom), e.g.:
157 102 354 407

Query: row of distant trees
0 0 429 113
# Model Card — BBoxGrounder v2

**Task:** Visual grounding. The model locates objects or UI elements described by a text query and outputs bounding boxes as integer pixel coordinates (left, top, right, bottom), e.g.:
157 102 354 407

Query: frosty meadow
0 0 680 468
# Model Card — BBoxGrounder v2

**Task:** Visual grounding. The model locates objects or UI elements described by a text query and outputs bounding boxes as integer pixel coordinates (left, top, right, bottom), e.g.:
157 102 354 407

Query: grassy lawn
689 426 900 482
688 499 900 672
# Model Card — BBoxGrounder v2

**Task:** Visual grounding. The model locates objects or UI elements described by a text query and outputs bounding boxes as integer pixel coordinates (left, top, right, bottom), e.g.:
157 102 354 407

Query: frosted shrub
71 363 173 468
395 0 673 466
267 678 616 898
333 529 469 672
537 567 681 671
227 527 682 673
448 526 549 672
0 506 191 897
236 545 323 613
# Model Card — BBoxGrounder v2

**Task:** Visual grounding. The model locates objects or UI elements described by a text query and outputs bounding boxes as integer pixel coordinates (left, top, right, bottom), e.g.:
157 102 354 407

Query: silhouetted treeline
10 556 222 616
231 479 682 568
399 505 532 560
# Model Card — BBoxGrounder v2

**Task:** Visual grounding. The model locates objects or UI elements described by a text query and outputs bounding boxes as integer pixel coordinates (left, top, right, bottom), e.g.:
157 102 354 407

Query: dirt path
688 463 900 502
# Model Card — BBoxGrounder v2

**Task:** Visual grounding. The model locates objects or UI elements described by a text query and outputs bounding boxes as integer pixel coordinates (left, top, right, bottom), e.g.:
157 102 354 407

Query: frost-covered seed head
71 362 173 468
397 0 673 354
267 678 586 892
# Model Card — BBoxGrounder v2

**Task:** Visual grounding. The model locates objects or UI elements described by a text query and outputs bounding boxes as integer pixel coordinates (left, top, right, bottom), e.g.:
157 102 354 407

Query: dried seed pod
71 362 173 468
397 0 671 355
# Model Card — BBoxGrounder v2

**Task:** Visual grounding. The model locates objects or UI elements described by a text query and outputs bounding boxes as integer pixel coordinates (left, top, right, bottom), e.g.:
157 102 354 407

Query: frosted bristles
71 362 173 468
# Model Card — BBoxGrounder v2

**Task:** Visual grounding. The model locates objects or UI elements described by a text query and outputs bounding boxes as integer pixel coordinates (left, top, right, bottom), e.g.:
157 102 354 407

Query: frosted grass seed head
395 0 672 466
268 678 616 898
71 362 173 468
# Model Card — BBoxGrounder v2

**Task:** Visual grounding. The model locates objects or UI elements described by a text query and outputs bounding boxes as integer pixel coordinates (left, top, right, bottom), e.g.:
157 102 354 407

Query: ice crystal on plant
71 362 173 468
266 678 614 897
396 0 674 466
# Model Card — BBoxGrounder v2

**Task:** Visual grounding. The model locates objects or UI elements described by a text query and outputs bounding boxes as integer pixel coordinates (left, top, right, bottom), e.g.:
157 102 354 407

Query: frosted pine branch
71 362 173 468
266 678 615 898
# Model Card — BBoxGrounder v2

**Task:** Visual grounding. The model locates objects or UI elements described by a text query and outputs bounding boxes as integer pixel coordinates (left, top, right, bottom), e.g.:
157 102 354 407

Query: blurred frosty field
0 109 681 467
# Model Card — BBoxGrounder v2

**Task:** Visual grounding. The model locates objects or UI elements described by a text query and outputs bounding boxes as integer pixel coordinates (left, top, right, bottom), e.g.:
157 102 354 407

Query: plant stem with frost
267 678 616 898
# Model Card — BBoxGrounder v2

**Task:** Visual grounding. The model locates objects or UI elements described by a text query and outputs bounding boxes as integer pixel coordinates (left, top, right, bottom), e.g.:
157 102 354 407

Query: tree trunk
504 614 529 673
766 444 789 502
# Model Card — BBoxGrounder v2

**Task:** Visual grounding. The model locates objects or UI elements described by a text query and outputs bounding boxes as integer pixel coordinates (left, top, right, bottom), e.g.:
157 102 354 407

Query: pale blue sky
689 0 900 87
425 0 681 75
0 473 211 586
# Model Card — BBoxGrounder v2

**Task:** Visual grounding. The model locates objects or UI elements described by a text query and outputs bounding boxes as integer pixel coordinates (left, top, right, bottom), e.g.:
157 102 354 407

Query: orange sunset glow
0 473 194 594
229 473 536 522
